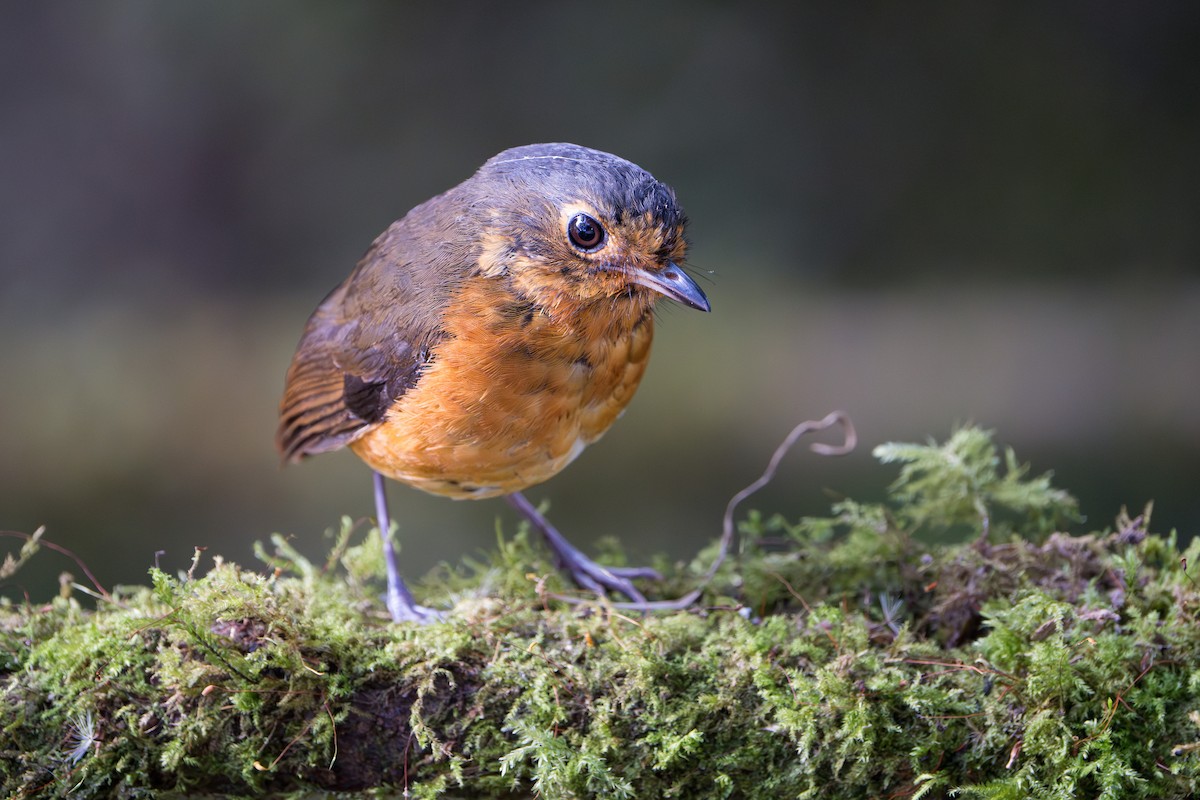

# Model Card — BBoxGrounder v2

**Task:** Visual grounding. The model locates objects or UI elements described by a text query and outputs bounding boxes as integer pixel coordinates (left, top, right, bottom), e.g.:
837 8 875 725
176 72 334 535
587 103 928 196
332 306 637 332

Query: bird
276 142 710 622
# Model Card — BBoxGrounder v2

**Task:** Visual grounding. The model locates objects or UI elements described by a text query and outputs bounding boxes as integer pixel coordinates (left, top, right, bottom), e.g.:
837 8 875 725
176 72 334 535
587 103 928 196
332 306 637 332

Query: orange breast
349 279 656 499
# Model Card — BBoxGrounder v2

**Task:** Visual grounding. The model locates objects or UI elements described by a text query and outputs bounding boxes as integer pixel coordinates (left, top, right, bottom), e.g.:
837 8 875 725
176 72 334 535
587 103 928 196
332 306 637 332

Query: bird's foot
505 491 660 604
385 590 445 624
553 550 655 604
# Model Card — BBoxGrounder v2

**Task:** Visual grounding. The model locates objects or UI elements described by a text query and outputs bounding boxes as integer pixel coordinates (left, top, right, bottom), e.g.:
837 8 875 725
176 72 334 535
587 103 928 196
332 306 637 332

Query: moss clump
2 427 1199 799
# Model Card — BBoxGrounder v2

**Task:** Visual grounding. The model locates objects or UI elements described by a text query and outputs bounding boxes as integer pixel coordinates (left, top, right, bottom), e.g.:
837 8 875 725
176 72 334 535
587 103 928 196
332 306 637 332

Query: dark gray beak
624 261 711 312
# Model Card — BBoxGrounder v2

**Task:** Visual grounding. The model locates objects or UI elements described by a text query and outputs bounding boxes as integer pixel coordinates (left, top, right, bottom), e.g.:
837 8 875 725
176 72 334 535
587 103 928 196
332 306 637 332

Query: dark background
3 2 1198 601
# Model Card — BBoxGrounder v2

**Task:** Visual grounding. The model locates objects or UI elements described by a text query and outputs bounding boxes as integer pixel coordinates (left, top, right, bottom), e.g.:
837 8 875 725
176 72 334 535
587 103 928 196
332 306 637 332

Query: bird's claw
562 559 650 605
386 592 445 624
505 491 660 605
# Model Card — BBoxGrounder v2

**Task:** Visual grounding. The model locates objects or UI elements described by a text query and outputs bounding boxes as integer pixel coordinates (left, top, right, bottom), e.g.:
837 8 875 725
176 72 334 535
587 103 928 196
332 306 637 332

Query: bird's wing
276 223 460 462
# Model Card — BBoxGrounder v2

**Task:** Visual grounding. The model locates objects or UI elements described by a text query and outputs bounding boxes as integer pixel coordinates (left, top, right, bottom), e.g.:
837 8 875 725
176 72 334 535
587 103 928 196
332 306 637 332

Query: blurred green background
3 2 1198 601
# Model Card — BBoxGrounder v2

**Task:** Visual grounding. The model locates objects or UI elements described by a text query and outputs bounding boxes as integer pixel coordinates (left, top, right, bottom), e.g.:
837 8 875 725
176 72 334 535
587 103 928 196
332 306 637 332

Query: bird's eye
567 213 605 251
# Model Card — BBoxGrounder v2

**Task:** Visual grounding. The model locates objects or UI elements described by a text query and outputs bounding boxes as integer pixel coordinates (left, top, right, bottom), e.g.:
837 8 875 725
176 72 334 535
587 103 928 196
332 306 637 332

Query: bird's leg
373 471 442 623
505 491 661 603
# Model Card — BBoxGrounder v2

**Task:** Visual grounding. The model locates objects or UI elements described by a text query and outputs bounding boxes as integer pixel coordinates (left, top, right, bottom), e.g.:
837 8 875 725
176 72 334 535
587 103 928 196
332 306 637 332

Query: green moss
2 427 1199 798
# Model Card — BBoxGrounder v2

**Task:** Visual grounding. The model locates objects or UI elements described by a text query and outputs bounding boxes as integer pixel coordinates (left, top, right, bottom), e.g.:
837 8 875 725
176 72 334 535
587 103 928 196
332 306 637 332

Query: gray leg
373 471 441 623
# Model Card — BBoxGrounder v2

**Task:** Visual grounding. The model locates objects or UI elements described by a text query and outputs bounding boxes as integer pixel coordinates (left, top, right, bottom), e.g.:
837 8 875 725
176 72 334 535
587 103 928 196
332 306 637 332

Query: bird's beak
623 261 711 312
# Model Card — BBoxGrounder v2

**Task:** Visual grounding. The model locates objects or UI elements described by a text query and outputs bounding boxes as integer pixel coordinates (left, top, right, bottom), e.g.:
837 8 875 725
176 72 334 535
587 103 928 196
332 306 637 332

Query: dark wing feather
276 214 464 462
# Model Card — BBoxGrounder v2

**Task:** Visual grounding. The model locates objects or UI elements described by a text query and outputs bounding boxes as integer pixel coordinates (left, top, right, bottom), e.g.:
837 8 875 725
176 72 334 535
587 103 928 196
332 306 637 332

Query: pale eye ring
567 213 605 251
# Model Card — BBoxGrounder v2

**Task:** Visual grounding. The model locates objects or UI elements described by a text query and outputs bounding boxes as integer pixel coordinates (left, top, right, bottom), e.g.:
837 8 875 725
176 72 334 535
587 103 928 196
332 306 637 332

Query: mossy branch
2 427 1199 799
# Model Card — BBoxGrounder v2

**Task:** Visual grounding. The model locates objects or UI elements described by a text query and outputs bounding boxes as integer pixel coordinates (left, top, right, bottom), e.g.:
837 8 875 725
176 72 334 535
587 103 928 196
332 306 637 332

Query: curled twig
711 410 856 583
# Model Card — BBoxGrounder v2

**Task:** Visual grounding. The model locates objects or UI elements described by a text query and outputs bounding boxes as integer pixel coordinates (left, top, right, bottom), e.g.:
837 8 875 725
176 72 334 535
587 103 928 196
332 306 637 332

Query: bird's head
468 143 710 317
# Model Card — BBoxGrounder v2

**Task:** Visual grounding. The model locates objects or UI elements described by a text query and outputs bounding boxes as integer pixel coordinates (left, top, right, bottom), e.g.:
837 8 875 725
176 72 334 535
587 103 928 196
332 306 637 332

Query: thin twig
0 528 112 601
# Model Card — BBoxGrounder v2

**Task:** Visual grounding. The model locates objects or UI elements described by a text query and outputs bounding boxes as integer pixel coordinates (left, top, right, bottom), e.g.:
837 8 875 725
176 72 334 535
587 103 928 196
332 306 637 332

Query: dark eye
567 213 605 251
